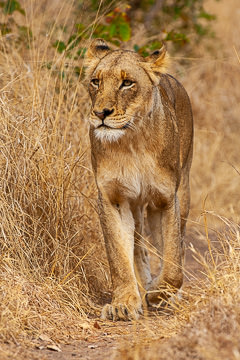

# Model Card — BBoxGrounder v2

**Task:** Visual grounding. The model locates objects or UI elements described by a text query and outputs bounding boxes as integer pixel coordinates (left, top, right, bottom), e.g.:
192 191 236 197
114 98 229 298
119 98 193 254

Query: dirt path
0 231 209 360
36 319 166 360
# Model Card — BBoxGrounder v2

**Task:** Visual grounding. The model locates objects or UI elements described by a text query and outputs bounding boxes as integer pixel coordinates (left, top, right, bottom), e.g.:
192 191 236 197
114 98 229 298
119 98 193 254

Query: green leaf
109 23 116 38
53 40 66 53
138 47 150 57
194 23 208 36
67 34 80 50
18 25 32 38
76 47 87 58
149 41 162 51
0 22 11 35
198 11 216 21
4 0 25 15
59 71 65 80
46 62 52 70
173 5 181 18
74 66 81 76
76 23 85 33
165 30 189 44
133 44 139 52
119 22 130 41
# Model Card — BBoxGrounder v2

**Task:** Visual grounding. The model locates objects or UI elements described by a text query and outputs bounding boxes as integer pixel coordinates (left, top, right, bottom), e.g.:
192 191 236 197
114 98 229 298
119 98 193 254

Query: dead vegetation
115 218 240 359
0 0 240 359
0 0 108 347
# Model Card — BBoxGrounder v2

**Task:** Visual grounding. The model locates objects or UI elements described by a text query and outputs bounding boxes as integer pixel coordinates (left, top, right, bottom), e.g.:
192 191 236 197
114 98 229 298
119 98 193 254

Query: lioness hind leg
132 206 152 294
147 206 163 263
98 192 142 321
147 196 183 306
177 169 191 247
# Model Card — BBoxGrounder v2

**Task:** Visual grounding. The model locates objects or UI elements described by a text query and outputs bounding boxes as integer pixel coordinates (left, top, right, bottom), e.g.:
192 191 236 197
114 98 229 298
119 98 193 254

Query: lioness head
85 38 169 142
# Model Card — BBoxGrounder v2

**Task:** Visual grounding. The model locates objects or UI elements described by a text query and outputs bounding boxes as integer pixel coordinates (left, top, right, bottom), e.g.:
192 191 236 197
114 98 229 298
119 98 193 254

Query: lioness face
88 51 154 142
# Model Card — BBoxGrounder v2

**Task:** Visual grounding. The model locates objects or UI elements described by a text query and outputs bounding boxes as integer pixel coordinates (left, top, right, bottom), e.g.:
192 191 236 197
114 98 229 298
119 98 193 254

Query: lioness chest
96 148 172 207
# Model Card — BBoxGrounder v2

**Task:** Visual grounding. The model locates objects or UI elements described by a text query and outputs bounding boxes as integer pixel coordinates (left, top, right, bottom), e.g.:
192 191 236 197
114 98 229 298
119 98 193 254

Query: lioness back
158 74 193 169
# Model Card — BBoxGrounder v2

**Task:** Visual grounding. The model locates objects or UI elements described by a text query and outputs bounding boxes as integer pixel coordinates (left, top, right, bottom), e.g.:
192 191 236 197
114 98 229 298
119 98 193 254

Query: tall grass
0 0 109 342
115 216 240 359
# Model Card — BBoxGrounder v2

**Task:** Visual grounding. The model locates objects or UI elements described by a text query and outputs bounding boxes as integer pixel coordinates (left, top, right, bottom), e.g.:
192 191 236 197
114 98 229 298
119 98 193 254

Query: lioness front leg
147 195 183 305
98 191 142 321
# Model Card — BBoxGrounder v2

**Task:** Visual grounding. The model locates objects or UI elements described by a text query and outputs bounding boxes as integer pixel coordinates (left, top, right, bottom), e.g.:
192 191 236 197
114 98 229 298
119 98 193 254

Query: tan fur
85 39 193 320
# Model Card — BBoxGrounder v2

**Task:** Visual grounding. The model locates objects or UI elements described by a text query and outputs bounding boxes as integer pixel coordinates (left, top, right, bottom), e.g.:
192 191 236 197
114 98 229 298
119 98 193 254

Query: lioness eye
121 79 133 87
91 78 99 87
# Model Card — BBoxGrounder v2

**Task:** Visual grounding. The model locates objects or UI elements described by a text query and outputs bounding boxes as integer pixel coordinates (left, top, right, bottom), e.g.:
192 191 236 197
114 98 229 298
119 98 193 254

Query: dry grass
0 0 239 358
176 0 240 224
115 217 240 360
0 0 109 344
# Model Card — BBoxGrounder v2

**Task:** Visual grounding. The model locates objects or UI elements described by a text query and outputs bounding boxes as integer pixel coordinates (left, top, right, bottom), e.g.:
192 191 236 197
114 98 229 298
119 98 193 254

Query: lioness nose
94 108 113 121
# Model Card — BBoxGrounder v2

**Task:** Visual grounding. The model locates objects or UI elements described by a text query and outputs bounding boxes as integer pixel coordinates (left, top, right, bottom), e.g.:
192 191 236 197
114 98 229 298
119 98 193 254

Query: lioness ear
84 38 111 77
146 44 169 71
141 44 170 85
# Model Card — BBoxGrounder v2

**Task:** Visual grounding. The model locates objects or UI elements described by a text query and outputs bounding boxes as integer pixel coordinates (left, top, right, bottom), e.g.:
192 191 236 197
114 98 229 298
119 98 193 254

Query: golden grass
0 0 239 358
115 217 240 359
0 0 109 344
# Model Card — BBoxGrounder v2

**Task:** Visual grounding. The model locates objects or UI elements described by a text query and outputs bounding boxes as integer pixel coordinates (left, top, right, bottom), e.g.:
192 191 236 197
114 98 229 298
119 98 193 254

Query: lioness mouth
97 122 130 130
98 124 111 129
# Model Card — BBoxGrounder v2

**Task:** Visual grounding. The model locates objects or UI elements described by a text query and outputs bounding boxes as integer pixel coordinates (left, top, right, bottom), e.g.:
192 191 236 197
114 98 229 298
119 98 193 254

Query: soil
0 231 210 360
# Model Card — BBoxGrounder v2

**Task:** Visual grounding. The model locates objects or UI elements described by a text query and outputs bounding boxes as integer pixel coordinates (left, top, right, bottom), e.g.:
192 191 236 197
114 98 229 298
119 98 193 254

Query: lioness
85 38 193 321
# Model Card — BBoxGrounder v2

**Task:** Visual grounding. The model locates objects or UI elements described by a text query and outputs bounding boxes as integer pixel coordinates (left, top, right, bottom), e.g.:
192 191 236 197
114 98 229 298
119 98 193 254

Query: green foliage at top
1 0 25 15
53 4 132 60
161 0 216 40
53 0 217 60
0 0 217 77
0 0 217 57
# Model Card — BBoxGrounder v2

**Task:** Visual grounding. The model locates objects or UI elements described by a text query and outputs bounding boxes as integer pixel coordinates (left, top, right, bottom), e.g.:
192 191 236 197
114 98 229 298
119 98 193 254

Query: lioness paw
101 303 142 321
